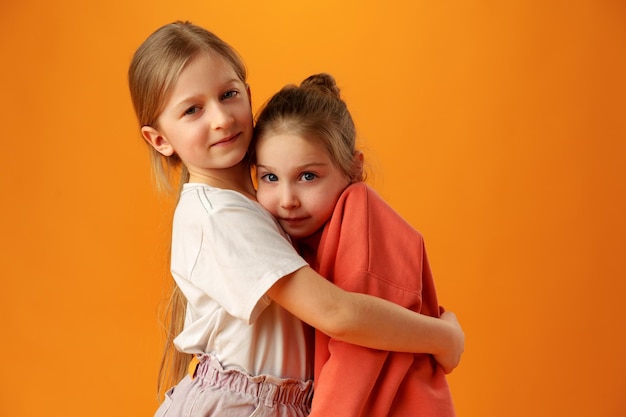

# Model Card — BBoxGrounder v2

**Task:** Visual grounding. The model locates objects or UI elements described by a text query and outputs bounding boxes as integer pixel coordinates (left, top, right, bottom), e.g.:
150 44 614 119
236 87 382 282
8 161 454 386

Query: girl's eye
301 172 317 182
184 105 201 116
261 173 278 182
222 90 238 100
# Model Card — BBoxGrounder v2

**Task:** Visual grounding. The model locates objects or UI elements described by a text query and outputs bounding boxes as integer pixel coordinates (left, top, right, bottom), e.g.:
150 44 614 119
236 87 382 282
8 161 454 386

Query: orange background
1 1 625 416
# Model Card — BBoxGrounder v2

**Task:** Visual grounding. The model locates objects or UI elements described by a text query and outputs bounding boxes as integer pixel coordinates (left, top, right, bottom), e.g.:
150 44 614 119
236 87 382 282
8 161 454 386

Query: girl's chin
280 224 310 240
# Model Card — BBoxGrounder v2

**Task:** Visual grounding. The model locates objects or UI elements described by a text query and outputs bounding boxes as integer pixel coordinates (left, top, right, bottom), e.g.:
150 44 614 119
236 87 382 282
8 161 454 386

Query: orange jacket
302 183 455 417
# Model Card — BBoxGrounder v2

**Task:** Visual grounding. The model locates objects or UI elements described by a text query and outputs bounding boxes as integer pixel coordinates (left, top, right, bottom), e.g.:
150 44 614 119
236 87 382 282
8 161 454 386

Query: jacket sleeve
309 183 434 417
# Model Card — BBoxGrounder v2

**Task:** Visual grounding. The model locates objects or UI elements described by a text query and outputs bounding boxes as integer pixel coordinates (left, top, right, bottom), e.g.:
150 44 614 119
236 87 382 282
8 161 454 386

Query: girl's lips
281 217 307 227
212 132 239 147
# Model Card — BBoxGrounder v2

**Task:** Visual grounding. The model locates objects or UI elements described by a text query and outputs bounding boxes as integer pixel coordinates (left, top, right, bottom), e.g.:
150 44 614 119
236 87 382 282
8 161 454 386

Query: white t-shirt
170 183 312 380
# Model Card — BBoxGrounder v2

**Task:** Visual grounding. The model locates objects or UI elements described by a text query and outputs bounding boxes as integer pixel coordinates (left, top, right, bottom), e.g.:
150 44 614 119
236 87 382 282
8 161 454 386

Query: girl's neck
189 162 256 200
295 227 325 267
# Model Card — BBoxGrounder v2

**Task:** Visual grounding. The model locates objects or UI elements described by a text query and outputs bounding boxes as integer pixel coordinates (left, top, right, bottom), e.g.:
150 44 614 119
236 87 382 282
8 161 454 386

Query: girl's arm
267 265 464 373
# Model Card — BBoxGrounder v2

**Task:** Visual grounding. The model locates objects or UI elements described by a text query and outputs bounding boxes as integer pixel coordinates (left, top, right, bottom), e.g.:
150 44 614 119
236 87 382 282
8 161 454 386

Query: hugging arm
267 266 464 373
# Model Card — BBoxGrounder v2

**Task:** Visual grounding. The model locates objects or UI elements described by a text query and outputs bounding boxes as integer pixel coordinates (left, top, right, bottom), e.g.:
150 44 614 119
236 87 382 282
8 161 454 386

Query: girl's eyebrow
163 92 204 113
297 162 327 169
214 77 246 91
170 79 243 109
224 77 244 85
256 162 329 176
173 95 202 109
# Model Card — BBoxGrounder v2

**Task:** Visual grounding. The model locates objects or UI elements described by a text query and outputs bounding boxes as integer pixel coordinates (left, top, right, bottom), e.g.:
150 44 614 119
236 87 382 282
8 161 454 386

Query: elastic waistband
192 354 313 408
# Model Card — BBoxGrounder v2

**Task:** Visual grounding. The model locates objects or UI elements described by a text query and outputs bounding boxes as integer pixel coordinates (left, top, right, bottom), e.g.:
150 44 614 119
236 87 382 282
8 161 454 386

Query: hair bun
300 73 340 98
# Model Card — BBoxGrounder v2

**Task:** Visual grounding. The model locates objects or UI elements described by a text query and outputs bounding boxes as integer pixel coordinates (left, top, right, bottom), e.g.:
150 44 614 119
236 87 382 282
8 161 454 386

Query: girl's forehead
259 134 326 158
189 51 243 81
173 53 242 92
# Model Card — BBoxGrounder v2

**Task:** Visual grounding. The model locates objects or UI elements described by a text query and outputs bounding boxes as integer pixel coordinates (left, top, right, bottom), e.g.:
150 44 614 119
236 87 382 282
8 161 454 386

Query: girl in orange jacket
254 73 460 416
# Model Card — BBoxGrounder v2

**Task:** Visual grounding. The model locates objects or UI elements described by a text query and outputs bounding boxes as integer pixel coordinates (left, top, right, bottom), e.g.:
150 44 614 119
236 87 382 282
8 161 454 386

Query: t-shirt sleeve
172 191 308 324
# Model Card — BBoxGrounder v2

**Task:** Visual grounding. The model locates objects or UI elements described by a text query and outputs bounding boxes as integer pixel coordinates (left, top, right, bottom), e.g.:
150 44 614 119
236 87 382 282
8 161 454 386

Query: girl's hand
435 311 465 374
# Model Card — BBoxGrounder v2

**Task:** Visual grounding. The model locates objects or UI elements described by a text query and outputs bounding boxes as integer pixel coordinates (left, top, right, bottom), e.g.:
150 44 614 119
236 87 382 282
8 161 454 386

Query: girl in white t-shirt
128 21 464 417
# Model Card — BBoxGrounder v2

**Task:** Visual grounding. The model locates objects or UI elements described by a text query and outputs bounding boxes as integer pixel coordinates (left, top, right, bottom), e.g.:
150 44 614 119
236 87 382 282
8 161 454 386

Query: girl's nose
209 103 234 130
280 186 300 209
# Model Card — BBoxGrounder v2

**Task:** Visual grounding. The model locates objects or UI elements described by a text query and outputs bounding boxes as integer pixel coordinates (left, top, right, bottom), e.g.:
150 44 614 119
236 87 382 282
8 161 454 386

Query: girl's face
255 133 350 239
142 53 253 183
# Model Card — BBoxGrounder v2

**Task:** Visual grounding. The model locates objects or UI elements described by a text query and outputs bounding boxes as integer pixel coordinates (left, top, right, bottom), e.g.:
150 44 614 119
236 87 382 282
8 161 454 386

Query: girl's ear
354 150 364 164
351 150 365 182
141 126 174 156
246 84 252 106
353 150 364 170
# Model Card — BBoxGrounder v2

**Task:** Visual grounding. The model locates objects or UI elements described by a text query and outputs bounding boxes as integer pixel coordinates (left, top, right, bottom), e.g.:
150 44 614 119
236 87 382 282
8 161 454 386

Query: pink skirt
154 354 313 417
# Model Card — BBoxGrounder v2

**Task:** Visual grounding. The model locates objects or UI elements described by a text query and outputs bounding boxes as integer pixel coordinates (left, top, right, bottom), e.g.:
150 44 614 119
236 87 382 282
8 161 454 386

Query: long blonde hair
127 21 248 398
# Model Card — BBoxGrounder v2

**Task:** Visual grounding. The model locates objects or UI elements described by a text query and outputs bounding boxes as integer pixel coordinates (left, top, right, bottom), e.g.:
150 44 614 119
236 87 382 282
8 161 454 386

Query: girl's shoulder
176 183 276 229
344 182 370 194
340 183 409 225
341 182 379 204
179 183 258 212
